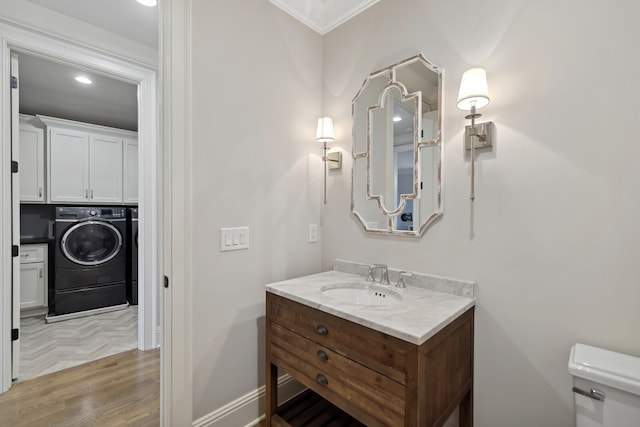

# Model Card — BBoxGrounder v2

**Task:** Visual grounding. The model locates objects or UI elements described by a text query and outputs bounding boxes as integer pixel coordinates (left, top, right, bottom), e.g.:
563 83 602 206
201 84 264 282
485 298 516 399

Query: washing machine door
61 220 123 266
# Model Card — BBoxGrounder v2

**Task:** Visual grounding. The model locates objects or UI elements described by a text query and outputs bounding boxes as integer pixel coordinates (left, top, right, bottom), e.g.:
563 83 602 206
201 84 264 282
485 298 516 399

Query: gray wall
190 0 323 419
321 1 640 426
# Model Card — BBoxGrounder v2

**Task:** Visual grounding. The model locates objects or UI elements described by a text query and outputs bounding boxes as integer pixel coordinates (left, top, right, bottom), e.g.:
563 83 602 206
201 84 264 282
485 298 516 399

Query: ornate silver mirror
352 54 443 236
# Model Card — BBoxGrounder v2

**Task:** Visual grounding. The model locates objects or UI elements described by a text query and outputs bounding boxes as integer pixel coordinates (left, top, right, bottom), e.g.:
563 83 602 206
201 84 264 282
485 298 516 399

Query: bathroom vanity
265 262 475 426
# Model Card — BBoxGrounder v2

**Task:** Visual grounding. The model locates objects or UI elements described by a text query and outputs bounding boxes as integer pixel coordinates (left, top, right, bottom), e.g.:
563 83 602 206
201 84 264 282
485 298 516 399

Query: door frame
0 20 161 393
9 51 19 380
161 0 193 425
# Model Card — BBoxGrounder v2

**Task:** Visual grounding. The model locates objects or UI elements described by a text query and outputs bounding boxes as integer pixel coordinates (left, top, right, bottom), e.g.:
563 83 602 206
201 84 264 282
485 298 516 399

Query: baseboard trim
192 374 305 427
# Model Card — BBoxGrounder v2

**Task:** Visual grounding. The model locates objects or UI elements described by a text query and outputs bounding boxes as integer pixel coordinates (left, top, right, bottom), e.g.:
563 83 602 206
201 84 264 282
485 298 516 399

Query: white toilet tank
569 343 640 427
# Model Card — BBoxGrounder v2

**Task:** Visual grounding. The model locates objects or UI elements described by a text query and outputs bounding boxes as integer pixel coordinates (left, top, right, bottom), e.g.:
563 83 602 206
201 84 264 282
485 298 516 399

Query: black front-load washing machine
54 207 127 315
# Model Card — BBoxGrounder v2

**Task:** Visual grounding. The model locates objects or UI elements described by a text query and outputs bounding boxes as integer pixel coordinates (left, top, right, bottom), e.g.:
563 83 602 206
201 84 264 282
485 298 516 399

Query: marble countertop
265 263 475 345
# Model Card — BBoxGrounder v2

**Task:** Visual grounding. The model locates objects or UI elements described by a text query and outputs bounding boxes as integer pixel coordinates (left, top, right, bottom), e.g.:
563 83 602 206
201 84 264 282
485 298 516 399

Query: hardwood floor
0 348 159 427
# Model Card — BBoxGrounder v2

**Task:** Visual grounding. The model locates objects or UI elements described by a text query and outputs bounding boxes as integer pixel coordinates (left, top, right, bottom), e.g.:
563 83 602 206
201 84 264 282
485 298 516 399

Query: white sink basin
321 283 402 306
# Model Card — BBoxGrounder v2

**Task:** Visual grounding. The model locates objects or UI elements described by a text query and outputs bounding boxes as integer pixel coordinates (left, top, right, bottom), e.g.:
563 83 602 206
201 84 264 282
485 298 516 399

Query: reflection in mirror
369 84 418 215
352 54 442 236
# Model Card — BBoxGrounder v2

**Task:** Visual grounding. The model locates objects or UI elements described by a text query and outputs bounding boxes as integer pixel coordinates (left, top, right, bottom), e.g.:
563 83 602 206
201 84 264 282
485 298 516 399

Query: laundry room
15 51 142 381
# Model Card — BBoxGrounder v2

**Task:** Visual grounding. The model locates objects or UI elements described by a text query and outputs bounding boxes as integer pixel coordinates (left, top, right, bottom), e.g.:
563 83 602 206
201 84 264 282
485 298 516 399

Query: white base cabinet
20 244 48 313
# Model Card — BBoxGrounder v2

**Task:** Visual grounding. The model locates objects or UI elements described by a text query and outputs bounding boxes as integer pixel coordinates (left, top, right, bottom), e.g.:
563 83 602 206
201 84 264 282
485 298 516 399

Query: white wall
321 1 640 426
189 0 322 419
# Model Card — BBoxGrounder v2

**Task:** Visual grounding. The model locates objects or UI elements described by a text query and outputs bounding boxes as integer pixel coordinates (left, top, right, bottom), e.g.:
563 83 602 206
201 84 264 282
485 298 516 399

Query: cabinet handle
38 187 42 197
316 373 328 385
572 386 605 401
316 350 329 361
315 325 328 335
90 189 94 199
39 268 43 278
85 189 89 199
20 253 28 258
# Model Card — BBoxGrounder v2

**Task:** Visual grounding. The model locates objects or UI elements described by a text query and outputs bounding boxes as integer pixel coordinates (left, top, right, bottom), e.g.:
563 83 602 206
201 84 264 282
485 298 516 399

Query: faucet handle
396 271 412 288
366 264 377 282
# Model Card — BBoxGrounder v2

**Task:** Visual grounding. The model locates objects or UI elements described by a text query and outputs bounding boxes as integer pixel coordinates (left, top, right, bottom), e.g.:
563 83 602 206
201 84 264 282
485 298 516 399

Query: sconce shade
316 117 335 143
456 67 490 111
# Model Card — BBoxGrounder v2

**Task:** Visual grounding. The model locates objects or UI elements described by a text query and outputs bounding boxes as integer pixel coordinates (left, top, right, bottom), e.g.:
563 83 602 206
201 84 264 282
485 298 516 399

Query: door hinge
164 276 169 289
12 329 19 341
11 161 18 173
12 245 19 257
10 76 17 89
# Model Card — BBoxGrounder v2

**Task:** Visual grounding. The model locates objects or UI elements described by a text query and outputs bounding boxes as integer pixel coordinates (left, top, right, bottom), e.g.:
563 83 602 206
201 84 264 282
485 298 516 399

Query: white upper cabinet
123 138 139 204
48 127 90 203
19 116 45 203
40 116 137 205
90 134 123 203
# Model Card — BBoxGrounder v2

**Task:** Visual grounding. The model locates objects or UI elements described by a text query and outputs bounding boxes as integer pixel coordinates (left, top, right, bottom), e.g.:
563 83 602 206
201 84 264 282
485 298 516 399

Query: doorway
0 21 161 398
13 51 143 381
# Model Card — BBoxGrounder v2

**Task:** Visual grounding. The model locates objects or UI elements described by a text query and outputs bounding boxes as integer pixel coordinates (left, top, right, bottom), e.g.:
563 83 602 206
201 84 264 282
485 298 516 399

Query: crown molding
268 0 380 35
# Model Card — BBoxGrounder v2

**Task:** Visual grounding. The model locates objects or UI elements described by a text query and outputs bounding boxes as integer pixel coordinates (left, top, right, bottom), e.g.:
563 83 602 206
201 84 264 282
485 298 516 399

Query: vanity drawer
270 322 405 427
267 293 413 385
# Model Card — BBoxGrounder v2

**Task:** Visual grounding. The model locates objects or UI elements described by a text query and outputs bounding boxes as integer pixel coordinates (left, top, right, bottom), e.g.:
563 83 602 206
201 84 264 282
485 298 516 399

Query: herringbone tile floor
19 306 138 381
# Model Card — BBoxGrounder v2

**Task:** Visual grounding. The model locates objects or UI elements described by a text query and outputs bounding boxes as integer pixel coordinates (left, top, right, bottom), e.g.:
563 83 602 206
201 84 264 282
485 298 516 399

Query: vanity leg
265 361 278 426
459 389 473 427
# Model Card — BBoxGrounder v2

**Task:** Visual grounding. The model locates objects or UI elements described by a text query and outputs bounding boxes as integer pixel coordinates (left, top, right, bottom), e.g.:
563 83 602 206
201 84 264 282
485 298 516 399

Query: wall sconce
457 67 493 201
316 117 342 204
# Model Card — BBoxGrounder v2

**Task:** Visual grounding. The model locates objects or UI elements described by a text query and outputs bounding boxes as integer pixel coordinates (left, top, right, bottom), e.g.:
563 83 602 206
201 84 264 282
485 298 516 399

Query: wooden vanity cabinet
266 293 474 427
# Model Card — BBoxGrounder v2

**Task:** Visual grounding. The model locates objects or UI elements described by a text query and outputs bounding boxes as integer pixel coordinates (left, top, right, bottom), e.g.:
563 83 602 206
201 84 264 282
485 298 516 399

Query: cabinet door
19 121 45 203
20 262 45 310
90 134 123 203
123 138 139 204
49 127 89 203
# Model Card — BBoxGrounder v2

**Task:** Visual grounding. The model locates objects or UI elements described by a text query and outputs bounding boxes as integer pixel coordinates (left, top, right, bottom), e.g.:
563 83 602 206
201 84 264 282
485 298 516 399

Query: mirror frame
351 54 443 236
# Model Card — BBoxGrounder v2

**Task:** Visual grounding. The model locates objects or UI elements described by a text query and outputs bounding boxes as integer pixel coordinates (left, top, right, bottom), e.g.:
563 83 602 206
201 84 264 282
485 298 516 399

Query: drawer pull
572 386 605 401
316 325 328 335
316 373 328 385
316 350 329 361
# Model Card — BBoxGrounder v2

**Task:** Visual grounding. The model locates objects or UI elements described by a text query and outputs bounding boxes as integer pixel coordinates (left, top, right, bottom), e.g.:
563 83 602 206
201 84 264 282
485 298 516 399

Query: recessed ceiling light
393 116 402 122
136 0 157 6
75 76 93 85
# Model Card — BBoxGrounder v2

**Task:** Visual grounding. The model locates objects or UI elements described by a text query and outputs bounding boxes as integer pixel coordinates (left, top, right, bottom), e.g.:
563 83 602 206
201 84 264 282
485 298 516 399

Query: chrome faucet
396 271 412 289
366 264 390 285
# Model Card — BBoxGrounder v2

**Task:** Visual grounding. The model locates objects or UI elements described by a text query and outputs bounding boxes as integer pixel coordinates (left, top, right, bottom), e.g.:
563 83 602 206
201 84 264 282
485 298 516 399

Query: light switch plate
308 224 318 243
220 227 250 252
